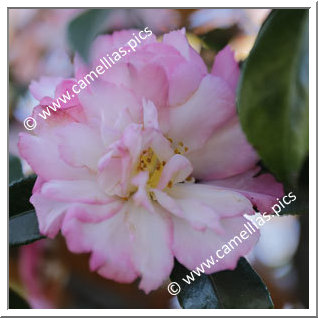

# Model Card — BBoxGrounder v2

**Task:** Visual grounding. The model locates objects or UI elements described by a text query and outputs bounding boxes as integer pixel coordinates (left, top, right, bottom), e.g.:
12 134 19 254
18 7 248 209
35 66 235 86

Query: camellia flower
19 29 283 293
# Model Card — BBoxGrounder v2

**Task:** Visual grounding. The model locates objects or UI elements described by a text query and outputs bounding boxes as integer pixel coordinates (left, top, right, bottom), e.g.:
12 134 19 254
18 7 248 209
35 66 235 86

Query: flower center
138 148 166 189
168 139 189 155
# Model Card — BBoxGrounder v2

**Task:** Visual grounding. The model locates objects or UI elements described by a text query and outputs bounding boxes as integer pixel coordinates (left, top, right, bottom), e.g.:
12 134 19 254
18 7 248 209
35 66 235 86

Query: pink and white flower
19 29 283 293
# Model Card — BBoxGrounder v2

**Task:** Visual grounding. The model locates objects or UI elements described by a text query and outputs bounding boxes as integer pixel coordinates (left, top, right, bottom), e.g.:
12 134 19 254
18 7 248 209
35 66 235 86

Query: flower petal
30 193 68 238
127 202 174 293
54 79 80 109
211 45 240 92
166 74 235 151
29 76 63 101
205 167 284 212
187 117 258 180
168 183 254 215
168 60 206 106
41 179 110 204
79 81 141 131
153 188 223 233
132 171 155 214
18 132 91 181
130 64 169 109
156 154 193 190
163 28 207 73
173 215 260 274
57 123 104 170
62 203 139 283
143 99 159 130
154 183 253 232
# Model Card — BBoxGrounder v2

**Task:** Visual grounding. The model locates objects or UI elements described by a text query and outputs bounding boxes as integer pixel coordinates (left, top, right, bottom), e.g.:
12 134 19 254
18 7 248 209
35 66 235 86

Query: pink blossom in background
9 8 180 86
9 9 81 84
19 29 283 293
19 241 54 309
102 9 180 33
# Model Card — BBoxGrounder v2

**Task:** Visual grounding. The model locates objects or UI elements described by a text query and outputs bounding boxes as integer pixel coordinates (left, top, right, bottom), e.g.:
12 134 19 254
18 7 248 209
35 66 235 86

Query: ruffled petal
166 74 235 151
205 167 284 212
54 79 80 109
90 29 157 62
156 154 193 190
187 117 258 180
41 179 111 204
153 189 222 233
173 215 260 274
154 183 253 232
97 124 143 197
61 203 139 283
18 132 91 181
129 64 169 109
57 123 104 170
29 76 63 101
30 193 69 238
79 81 141 132
127 202 174 293
168 60 206 106
132 171 155 214
211 45 240 93
162 28 207 74
143 99 159 130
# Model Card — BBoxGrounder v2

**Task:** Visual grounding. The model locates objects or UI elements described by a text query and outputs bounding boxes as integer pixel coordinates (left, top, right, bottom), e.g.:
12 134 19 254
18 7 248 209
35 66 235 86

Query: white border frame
2 1 316 316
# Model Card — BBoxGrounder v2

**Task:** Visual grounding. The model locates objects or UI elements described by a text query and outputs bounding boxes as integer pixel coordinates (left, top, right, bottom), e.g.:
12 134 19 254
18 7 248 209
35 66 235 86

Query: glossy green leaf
171 258 273 309
9 175 36 218
68 9 111 62
238 9 309 188
9 154 23 184
9 210 44 246
9 175 44 246
170 260 219 308
210 257 273 308
280 157 308 215
199 25 241 52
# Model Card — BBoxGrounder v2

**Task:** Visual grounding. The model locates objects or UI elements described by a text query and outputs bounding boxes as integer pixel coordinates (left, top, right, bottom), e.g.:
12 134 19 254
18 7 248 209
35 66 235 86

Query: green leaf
9 289 30 309
9 175 44 246
210 258 273 308
9 210 44 246
238 9 309 188
170 260 219 308
199 25 241 52
171 258 273 309
9 154 23 184
68 9 111 62
280 156 308 215
9 175 36 218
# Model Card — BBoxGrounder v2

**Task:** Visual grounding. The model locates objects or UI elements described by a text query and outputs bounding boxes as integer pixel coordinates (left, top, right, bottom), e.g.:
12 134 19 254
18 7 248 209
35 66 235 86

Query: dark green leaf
280 156 308 215
9 154 23 184
199 25 241 52
9 175 36 218
210 258 273 308
9 175 44 246
9 289 30 309
68 9 111 62
9 210 44 246
171 258 273 309
238 9 309 188
171 260 219 309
